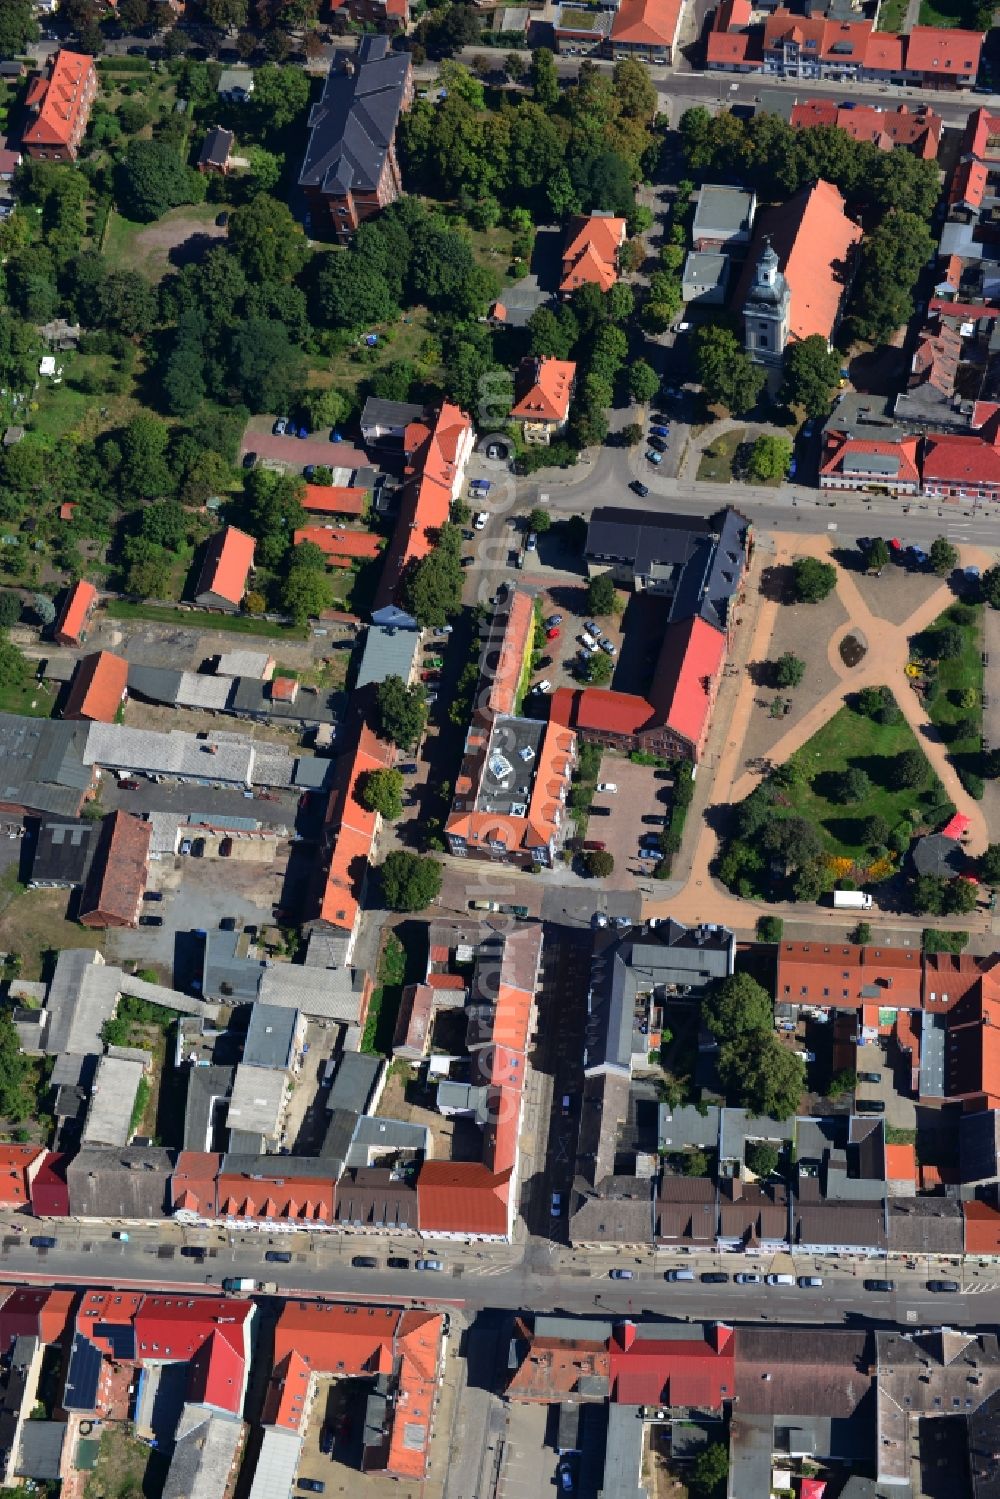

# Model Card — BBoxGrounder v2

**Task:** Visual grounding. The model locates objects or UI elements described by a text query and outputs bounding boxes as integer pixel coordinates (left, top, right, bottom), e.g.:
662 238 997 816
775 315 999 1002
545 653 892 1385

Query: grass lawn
323 306 439 392
0 677 55 718
27 351 142 445
363 933 407 1055
103 202 225 282
83 1424 169 1499
920 602 983 795
0 887 105 981
107 600 308 639
781 696 947 860
697 428 746 483
878 0 907 23
917 0 975 22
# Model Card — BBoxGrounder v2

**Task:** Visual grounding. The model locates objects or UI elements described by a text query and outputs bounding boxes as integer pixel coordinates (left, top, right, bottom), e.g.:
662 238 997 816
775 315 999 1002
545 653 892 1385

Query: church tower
743 238 790 366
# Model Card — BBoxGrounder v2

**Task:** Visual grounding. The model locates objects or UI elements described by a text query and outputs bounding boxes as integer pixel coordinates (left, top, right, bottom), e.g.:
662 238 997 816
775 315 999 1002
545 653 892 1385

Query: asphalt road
4 1227 999 1328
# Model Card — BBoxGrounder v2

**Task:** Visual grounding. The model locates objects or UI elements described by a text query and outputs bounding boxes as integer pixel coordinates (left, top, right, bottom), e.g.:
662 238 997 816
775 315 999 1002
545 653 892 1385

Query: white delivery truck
833 890 873 910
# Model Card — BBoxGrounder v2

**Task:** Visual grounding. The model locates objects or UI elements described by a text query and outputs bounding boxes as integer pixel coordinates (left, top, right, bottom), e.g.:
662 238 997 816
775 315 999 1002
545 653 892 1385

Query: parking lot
498 1403 553 1499
581 758 673 885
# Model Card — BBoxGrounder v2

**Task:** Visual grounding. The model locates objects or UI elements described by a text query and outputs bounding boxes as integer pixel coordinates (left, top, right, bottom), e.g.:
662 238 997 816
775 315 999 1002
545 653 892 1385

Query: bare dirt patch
130 206 228 281
378 1065 483 1162
740 588 847 771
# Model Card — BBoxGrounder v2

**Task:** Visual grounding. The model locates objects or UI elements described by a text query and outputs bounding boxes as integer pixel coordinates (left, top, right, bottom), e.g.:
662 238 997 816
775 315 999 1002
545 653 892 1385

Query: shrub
756 915 784 943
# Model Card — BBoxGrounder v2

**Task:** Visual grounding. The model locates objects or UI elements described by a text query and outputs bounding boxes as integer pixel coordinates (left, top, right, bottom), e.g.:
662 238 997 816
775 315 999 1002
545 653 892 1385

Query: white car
597 782 617 794
474 512 488 530
534 679 552 694
580 632 597 650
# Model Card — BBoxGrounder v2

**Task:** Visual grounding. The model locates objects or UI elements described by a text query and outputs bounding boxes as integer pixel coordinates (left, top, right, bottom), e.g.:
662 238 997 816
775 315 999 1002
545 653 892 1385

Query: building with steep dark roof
299 39 413 241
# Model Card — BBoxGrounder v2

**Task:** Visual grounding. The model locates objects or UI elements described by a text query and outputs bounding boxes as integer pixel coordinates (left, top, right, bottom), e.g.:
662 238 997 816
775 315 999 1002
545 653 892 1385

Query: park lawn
103 202 224 282
779 697 947 861
27 351 142 444
697 428 745 483
466 221 517 278
922 602 983 790
0 887 105 981
107 600 308 639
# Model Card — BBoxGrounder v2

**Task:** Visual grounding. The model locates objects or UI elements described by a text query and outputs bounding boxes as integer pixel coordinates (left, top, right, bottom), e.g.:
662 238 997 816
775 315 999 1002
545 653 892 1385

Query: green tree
852 921 873 945
689 1444 728 1499
893 748 927 789
116 139 197 222
745 1142 780 1178
929 537 959 577
0 1010 30 1120
829 767 872 804
403 526 464 628
243 469 305 567
32 594 56 627
864 814 891 849
380 850 443 911
204 0 248 27
297 387 349 432
282 542 333 625
980 844 1000 885
867 537 890 574
527 305 578 361
756 915 784 943
360 768 405 820
374 676 428 750
141 500 188 551
912 873 946 915
606 282 635 324
983 565 1000 610
228 195 308 284
314 254 396 330
791 556 837 603
584 848 615 878
925 623 963 660
851 210 935 343
531 47 559 108
252 64 311 129
747 434 792 483
855 685 899 724
586 574 619 616
0 0 37 53
227 318 302 413
943 877 978 915
693 323 765 416
703 971 773 1040
782 335 841 416
96 270 158 337
528 508 552 534
585 651 614 685
774 652 805 688
0 594 21 630
628 359 659 404
720 1034 804 1119
0 635 27 694
245 147 284 194
120 414 172 502
684 1149 710 1177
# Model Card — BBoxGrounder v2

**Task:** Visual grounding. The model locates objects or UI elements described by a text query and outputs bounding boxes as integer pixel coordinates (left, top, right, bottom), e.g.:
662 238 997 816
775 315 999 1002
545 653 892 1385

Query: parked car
558 1462 574 1494
536 656 553 669
139 915 163 927
700 1272 729 1284
416 1259 444 1272
387 1257 410 1270
119 779 140 790
765 1274 795 1286
596 782 617 793
547 627 561 640
857 1071 881 1084
298 1482 325 1494
550 1192 563 1217
648 435 667 452
181 1247 206 1259
630 480 650 497
219 916 237 932
667 1269 695 1282
180 839 192 855
265 1250 292 1263
646 450 664 465
545 614 563 628
788 457 797 478
928 1280 960 1292
296 427 309 439
319 1427 333 1456
143 891 163 902
351 1256 378 1269
735 1272 762 1284
462 528 475 541
460 555 475 568
650 425 670 438
533 679 553 694
585 621 603 640
273 417 288 435
857 1098 885 1113
609 1268 634 1280
865 1279 896 1293
30 1236 56 1249
526 532 538 551
599 639 616 655
582 840 606 851
475 512 488 530
798 1276 823 1288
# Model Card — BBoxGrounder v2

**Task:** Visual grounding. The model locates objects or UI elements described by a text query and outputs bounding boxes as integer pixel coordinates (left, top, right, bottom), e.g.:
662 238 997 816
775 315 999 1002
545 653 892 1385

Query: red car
421 670 439 682
583 840 606 851
547 627 560 640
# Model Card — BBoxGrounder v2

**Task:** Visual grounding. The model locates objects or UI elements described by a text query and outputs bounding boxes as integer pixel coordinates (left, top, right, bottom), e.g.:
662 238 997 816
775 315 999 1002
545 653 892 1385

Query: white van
765 1273 795 1286
666 1269 695 1282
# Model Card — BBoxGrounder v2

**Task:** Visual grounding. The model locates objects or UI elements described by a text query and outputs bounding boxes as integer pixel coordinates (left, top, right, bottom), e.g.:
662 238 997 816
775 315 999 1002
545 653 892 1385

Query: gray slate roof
66 1147 173 1220
299 39 410 197
0 717 91 816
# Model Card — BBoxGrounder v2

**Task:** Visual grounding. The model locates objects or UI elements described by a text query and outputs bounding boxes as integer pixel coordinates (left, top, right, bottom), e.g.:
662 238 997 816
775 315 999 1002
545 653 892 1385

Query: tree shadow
167 230 226 271
758 563 797 604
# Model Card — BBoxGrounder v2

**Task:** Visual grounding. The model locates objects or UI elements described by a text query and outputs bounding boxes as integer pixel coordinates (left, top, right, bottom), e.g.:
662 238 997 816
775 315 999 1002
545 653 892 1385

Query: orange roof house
294 526 383 568
372 401 474 618
269 1302 444 1479
417 1161 513 1238
905 24 983 82
193 526 255 611
23 50 98 162
789 99 942 160
964 1200 1000 1255
560 215 627 295
0 1289 74 1351
738 180 863 359
313 721 394 953
647 616 726 763
53 579 98 647
78 810 152 929
819 430 921 496
0 1145 46 1208
63 651 128 724
511 358 576 440
302 484 368 517
610 0 683 60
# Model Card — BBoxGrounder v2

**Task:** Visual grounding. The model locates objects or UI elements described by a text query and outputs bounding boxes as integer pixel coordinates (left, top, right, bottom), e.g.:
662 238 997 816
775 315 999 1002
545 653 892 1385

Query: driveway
240 419 368 473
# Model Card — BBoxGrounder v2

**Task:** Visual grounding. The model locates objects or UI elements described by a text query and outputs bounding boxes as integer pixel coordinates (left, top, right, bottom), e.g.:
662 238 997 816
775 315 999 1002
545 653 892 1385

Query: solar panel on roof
63 1333 102 1412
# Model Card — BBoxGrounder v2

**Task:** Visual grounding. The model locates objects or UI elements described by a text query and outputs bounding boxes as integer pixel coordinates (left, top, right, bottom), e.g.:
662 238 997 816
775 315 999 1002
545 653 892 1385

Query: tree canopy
116 139 199 222
693 324 764 416
380 850 443 911
791 557 837 603
782 335 841 417
374 676 428 750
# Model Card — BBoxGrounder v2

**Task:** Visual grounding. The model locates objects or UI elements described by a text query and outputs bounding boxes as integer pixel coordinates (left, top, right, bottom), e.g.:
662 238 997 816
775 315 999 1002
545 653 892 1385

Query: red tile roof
790 99 942 159
737 180 862 346
29 1152 70 1217
318 721 394 932
54 579 97 646
949 158 989 210
964 106 1000 161
23 50 96 151
170 1152 221 1218
560 215 627 295
216 1167 336 1222
610 0 682 45
649 616 725 756
0 1144 44 1207
133 1295 251 1415
608 1322 734 1407
0 1288 74 1350
964 1200 1000 1253
294 526 383 565
550 686 658 738
417 1161 513 1236
906 23 983 75
923 430 1000 490
511 358 576 424
195 525 255 608
776 940 923 1011
820 432 920 486
302 484 368 517
885 1143 917 1182
63 651 128 723
79 810 151 929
